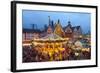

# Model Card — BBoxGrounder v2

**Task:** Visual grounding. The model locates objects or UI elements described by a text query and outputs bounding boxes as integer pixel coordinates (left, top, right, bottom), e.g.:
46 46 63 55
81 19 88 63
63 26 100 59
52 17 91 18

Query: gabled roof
63 21 72 30
64 20 81 32
72 26 81 31
64 22 81 32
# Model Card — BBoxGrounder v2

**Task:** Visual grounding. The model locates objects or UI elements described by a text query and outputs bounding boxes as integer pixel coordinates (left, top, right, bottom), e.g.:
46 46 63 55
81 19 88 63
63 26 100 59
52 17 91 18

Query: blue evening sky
22 10 91 34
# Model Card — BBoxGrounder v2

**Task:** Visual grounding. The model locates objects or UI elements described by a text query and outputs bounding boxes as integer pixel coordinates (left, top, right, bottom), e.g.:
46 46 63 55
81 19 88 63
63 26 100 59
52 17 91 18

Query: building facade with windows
22 16 82 41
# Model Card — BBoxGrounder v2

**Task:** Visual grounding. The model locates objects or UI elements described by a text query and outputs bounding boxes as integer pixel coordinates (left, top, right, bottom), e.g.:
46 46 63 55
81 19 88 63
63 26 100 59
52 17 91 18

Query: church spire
57 19 60 24
68 20 72 27
68 21 71 25
48 16 51 25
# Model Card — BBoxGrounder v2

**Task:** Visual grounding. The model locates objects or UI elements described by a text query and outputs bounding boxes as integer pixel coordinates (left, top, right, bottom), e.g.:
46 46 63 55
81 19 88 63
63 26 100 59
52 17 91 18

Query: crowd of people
23 45 71 62
23 40 91 63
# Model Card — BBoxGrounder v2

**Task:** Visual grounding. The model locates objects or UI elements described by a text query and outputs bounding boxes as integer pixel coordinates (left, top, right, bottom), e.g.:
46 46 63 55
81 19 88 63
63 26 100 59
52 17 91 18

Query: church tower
47 16 53 34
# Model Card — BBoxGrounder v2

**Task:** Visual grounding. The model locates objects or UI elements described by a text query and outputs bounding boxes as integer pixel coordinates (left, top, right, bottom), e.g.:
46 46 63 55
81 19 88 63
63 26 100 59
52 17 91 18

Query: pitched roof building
54 19 65 37
64 21 82 38
23 16 82 40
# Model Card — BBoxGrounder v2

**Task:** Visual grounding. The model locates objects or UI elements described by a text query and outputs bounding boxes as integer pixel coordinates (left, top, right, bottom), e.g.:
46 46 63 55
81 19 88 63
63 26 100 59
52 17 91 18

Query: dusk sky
22 10 91 34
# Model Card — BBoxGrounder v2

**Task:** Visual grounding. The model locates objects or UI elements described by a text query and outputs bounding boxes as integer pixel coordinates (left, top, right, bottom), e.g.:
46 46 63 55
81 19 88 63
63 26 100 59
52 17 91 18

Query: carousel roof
42 33 63 39
75 40 83 47
32 33 68 43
